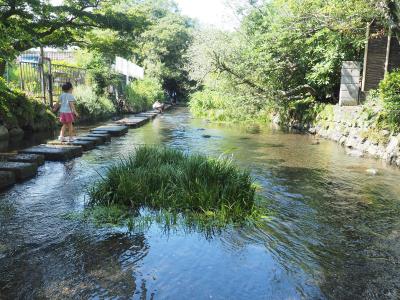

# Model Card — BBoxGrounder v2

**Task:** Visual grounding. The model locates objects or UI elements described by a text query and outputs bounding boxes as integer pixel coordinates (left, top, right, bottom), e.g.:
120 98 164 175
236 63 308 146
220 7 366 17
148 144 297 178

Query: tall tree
0 0 149 75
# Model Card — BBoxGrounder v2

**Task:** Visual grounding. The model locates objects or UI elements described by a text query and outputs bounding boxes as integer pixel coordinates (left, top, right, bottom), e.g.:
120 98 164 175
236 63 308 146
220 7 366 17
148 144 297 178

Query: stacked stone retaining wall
310 105 400 168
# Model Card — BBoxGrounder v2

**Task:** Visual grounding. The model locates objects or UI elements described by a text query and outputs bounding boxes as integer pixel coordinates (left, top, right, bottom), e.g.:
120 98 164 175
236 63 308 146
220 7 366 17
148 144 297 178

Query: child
58 82 79 142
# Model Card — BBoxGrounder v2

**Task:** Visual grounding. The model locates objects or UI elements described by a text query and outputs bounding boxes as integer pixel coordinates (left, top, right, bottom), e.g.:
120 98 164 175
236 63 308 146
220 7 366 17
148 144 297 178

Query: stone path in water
0 106 172 191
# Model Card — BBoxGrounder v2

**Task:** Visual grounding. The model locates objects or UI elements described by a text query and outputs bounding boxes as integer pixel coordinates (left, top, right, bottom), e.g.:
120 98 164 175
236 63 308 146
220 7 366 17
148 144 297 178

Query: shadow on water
0 230 150 299
0 130 56 152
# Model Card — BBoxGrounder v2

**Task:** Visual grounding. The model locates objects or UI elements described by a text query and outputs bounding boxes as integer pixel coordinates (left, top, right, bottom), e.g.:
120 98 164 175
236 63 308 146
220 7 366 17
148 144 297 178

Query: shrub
125 78 166 112
73 85 116 122
189 87 271 123
379 70 400 132
0 77 56 131
89 146 260 226
279 97 325 127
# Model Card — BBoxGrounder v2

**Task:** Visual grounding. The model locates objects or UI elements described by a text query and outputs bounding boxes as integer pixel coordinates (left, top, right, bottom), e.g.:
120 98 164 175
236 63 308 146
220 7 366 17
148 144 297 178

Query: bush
89 146 260 226
189 87 271 123
125 78 166 113
73 85 116 122
278 97 325 127
379 70 400 132
0 78 56 131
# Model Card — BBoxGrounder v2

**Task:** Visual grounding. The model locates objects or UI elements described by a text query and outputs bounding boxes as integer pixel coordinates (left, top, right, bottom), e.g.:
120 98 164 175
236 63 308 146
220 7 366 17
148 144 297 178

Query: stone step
75 136 105 146
48 140 96 151
20 145 83 161
0 153 45 166
0 162 38 181
0 171 15 190
90 125 128 137
115 116 149 128
86 133 112 143
136 112 159 119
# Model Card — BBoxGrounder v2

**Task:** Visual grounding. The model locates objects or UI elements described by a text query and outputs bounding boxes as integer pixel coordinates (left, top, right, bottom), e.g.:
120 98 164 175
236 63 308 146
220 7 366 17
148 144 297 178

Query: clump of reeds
89 146 259 226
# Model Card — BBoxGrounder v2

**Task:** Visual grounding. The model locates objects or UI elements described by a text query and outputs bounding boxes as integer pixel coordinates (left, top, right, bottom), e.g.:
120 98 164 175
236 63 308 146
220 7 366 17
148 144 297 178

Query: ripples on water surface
1 108 400 299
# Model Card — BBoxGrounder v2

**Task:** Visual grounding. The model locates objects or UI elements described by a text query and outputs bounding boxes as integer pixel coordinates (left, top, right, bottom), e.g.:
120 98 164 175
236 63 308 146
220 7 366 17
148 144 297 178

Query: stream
0 107 400 299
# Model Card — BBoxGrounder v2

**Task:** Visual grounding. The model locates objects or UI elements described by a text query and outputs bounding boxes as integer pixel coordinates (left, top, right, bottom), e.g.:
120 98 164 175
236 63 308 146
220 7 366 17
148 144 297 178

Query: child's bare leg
71 123 75 137
60 124 66 138
68 123 73 138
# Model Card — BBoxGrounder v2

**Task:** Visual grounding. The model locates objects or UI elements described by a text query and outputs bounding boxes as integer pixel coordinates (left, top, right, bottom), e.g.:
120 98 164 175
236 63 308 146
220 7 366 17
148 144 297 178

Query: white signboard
114 56 144 79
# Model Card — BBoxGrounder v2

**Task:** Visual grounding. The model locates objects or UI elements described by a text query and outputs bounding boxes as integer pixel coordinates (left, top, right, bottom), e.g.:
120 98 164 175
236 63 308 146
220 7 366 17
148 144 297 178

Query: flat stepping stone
0 171 15 190
136 112 158 119
0 162 38 181
90 125 128 137
0 153 45 166
75 136 105 146
71 140 96 151
87 133 111 143
48 140 95 152
115 117 149 128
20 145 83 161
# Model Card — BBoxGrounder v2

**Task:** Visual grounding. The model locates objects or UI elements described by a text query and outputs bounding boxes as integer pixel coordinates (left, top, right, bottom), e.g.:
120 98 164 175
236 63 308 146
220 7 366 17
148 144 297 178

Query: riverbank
308 105 400 168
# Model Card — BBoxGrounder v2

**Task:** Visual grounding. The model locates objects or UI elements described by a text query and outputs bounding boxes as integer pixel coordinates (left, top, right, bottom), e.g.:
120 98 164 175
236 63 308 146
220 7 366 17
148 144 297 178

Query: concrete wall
339 61 360 106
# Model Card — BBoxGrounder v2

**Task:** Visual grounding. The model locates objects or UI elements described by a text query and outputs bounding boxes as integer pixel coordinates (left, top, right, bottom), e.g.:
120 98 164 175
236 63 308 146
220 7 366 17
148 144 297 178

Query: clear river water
1 107 400 300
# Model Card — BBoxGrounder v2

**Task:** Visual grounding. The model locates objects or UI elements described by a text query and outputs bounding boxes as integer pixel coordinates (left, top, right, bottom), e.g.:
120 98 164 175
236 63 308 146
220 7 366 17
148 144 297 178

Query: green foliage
89 146 261 226
0 78 56 130
280 97 326 126
379 70 400 132
125 78 166 112
133 1 194 99
0 0 150 63
189 75 272 123
73 85 115 122
187 0 383 122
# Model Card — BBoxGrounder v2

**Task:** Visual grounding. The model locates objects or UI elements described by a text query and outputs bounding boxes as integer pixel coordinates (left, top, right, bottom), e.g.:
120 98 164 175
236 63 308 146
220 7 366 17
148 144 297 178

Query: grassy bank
88 146 263 230
0 78 56 132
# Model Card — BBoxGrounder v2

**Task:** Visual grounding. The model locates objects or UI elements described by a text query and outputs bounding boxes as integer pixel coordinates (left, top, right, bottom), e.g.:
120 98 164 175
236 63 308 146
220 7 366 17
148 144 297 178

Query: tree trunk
0 60 6 78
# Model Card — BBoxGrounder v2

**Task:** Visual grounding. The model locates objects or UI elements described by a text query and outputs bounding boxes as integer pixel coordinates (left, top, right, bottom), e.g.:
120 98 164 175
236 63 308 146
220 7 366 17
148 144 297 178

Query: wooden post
19 62 24 90
48 60 53 108
39 46 46 104
385 28 392 75
362 22 371 92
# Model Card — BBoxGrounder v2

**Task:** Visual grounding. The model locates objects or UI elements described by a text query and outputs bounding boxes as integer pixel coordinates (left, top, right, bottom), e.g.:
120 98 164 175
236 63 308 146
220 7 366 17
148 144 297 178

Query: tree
0 0 150 75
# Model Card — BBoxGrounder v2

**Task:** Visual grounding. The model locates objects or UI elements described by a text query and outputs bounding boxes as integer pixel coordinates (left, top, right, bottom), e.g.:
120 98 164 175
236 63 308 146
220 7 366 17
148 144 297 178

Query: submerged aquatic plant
88 146 262 229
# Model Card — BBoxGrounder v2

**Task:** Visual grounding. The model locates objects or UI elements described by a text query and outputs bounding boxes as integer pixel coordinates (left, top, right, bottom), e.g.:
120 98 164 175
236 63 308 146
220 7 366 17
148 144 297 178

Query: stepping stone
0 171 15 190
0 153 45 166
115 116 149 128
75 136 105 146
136 112 158 119
91 125 128 137
48 140 95 151
0 162 38 181
71 140 96 151
20 145 83 161
87 133 111 143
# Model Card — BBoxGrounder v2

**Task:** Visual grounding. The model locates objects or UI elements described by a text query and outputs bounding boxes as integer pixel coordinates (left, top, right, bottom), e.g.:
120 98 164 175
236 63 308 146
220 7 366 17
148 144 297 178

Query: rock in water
366 168 378 175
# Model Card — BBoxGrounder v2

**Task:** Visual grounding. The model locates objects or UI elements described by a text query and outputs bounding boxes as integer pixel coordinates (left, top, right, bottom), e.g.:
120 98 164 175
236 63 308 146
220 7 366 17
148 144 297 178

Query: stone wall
310 105 400 167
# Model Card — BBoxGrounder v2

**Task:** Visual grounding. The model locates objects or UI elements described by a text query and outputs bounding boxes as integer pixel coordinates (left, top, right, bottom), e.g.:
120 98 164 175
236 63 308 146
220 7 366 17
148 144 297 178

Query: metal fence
18 59 86 106
51 64 86 97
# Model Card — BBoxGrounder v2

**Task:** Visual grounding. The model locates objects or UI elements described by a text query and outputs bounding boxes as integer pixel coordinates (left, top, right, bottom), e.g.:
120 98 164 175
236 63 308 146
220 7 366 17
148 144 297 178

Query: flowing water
1 107 400 300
